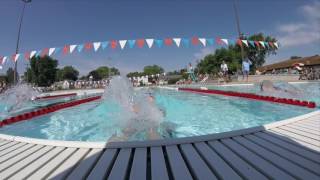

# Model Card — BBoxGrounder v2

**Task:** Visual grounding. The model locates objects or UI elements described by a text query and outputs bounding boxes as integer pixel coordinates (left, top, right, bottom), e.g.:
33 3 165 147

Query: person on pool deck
242 58 252 82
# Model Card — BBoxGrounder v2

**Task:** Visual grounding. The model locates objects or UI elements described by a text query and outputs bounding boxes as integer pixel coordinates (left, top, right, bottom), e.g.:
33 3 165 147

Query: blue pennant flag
77 44 84 52
264 42 269 48
249 41 255 47
155 39 163 47
36 50 42 57
229 39 236 46
55 47 61 54
207 38 214 46
101 41 109 49
128 40 136 48
182 38 190 47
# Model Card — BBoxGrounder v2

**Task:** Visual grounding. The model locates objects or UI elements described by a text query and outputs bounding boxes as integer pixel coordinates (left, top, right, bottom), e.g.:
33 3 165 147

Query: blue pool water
1 82 318 142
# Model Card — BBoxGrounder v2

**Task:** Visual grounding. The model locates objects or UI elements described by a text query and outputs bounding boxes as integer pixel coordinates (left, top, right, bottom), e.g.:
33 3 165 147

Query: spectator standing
242 58 252 82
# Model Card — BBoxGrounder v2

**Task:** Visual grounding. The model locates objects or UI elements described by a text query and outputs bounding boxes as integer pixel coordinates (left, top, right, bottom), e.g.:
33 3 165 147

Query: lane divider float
178 88 316 108
35 93 77 100
0 96 101 128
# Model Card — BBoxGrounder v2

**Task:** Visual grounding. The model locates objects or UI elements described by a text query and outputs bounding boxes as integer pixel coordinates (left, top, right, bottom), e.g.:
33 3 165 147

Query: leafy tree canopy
56 66 79 81
88 66 120 80
6 67 17 84
127 65 164 77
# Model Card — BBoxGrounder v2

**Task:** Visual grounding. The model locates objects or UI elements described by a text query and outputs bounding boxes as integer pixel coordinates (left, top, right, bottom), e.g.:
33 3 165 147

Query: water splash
102 76 164 140
0 83 40 117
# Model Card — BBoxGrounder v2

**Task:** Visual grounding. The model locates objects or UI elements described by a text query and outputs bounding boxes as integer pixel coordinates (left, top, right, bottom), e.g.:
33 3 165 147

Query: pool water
1 82 318 142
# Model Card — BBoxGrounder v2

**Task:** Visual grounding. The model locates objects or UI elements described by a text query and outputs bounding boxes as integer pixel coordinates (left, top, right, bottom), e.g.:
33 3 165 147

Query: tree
143 65 164 75
290 56 302 59
26 55 58 87
110 67 120 76
88 66 120 80
6 67 17 84
56 66 79 81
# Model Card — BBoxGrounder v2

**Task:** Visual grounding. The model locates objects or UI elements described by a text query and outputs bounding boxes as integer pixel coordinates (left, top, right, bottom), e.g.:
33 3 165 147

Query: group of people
219 58 252 82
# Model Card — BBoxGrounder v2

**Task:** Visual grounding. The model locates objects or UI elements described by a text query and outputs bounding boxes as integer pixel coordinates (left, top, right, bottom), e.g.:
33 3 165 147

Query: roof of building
258 55 320 72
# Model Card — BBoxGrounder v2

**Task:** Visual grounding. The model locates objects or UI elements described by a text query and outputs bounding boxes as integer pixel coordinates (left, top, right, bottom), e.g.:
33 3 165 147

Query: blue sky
0 0 319 75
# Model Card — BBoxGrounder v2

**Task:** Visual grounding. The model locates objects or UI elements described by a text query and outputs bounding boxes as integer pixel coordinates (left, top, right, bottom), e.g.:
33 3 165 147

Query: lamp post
14 0 32 84
233 0 245 61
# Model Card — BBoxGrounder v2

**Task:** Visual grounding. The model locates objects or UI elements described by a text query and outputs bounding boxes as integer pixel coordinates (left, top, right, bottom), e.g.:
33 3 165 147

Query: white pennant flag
14 54 20 62
30 51 37 58
2 56 8 64
93 42 101 51
274 42 279 48
173 38 181 47
48 48 56 56
119 40 127 49
199 38 206 46
259 41 265 48
0 66 2 70
70 45 77 53
241 40 248 47
221 39 228 45
146 39 154 48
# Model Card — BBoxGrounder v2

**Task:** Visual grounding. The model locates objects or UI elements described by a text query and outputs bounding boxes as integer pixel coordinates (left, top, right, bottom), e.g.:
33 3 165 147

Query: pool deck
0 111 319 180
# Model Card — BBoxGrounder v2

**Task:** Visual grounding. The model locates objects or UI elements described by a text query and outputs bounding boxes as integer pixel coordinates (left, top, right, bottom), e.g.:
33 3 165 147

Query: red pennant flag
191 37 199 45
268 42 274 49
0 56 3 64
216 37 223 45
164 38 173 46
254 41 260 48
24 52 30 60
236 39 243 47
111 40 117 49
85 43 93 50
137 39 145 48
63 45 70 54
11 54 16 62
41 48 49 57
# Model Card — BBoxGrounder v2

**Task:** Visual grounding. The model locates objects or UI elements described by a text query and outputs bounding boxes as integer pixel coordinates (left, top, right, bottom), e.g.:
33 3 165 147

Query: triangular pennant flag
12 54 20 62
30 51 37 58
229 39 236 46
119 40 127 49
173 38 181 47
146 39 154 48
207 38 214 46
48 48 56 56
24 52 30 60
77 44 84 52
241 40 249 47
221 39 229 45
63 45 70 54
164 38 173 46
191 37 199 45
199 38 206 46
70 45 77 53
36 50 42 57
2 56 7 64
0 56 3 64
85 43 93 50
249 41 255 47
137 39 145 48
128 40 136 48
182 38 190 47
93 42 101 51
216 37 223 45
236 39 243 47
268 42 274 49
259 41 265 48
264 42 269 48
155 39 163 47
0 66 2 70
111 40 117 49
101 41 109 49
41 48 49 57
273 42 279 49
254 41 260 48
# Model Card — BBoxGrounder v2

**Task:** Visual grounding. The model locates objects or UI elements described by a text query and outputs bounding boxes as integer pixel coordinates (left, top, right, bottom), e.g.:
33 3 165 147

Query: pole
13 2 27 84
233 0 245 61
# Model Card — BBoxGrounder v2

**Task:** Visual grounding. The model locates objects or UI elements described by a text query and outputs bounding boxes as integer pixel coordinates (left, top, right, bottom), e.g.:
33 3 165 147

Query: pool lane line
0 96 102 128
178 87 317 109
35 93 77 100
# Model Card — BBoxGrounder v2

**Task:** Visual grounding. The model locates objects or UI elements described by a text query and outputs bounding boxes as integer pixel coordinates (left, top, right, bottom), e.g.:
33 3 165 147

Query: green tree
56 66 79 81
26 55 58 87
6 67 17 84
143 65 164 75
88 66 120 80
110 67 120 76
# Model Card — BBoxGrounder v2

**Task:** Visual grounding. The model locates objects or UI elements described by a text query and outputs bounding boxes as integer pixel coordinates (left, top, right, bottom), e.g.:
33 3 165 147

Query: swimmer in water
260 80 300 95
108 93 172 142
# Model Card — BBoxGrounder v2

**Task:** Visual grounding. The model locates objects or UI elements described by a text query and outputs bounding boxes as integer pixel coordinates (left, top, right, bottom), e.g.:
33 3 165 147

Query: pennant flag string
0 36 279 69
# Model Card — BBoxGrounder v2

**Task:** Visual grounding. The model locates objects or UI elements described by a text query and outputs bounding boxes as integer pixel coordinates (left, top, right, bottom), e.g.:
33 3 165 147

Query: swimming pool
1 82 318 142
